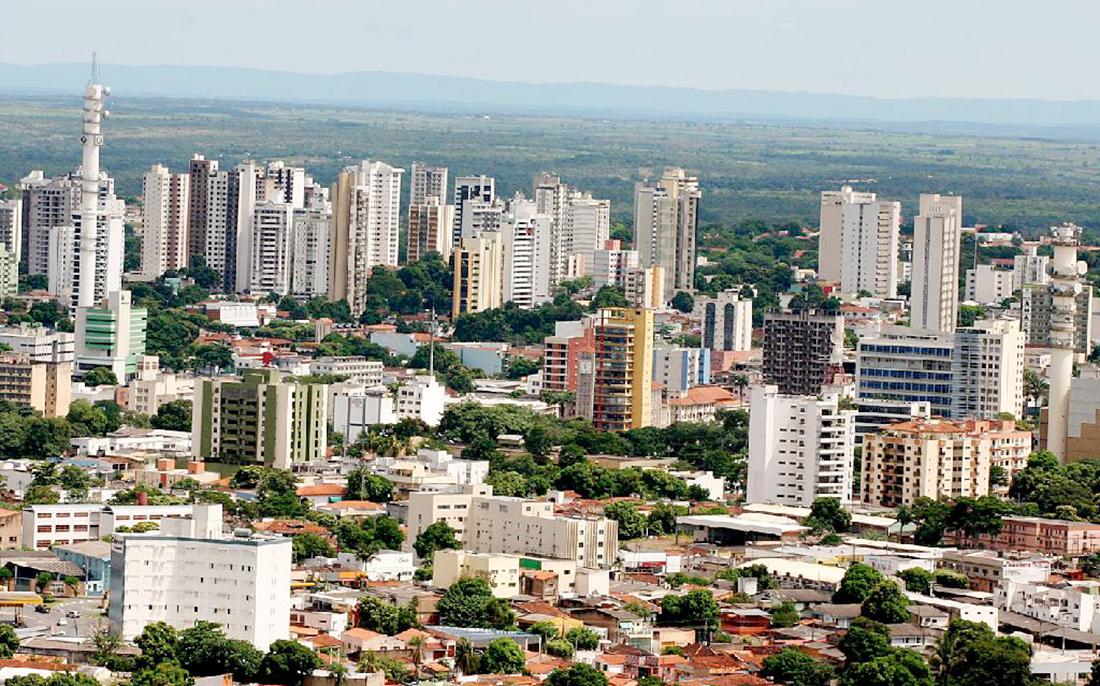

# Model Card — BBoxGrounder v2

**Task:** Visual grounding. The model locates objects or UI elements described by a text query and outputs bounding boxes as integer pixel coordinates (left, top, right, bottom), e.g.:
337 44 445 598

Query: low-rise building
945 516 1100 556
311 357 383 385
395 375 446 427
133 459 220 491
23 503 223 550
0 353 71 418
938 549 1052 593
432 550 522 598
332 387 396 444
370 448 489 498
54 540 111 595
405 484 494 547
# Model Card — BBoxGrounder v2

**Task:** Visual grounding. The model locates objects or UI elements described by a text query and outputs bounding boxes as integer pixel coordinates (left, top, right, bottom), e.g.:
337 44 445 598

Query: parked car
65 610 79 619
34 605 49 614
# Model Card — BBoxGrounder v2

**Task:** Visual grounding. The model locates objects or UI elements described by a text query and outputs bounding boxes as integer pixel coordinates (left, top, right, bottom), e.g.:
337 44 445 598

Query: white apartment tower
328 160 404 314
0 198 22 262
141 164 190 279
502 197 552 309
291 206 330 297
590 239 640 288
747 385 856 506
910 193 963 333
410 162 449 206
818 187 900 298
694 288 753 352
248 202 295 296
19 172 79 275
533 173 568 288
564 191 611 266
408 163 453 263
634 168 701 296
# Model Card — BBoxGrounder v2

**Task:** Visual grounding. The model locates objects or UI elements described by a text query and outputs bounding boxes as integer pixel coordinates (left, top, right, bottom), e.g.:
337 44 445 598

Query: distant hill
6 62 1100 127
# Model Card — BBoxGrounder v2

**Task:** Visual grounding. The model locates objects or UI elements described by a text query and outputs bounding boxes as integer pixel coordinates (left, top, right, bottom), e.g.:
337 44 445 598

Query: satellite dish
1077 261 1088 276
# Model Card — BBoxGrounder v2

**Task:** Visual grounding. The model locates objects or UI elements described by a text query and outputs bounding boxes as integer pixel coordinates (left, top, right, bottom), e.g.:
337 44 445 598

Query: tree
809 497 852 533
932 620 1032 686
151 400 192 432
260 640 321 686
545 664 608 686
358 653 408 683
659 590 720 636
453 637 480 675
604 502 648 539
0 624 17 659
770 602 801 628
134 622 179 671
480 637 527 673
565 626 600 650
176 622 264 682
545 638 574 658
405 633 427 679
590 286 630 309
761 648 835 686
82 367 118 388
934 569 970 589
861 581 910 624
647 503 688 536
436 577 515 629
671 291 695 313
344 469 394 503
24 485 59 505
89 622 126 668
58 466 91 501
839 648 933 686
291 533 334 562
833 563 884 604
530 621 560 643
1087 656 1100 686
838 617 892 666
897 568 934 595
131 663 195 686
355 597 418 636
413 521 460 560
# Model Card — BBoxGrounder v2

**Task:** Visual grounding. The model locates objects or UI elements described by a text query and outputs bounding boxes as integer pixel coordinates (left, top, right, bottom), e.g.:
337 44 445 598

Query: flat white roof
737 558 846 585
742 502 897 528
678 514 807 536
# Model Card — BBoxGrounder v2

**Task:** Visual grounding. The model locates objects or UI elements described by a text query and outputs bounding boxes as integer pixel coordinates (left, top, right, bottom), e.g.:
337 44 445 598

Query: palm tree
406 634 427 679
453 637 479 676
328 660 348 686
733 375 749 403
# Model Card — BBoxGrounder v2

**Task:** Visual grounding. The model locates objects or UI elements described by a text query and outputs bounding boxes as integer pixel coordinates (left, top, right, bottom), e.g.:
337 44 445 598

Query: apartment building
406 484 494 547
290 206 330 297
860 419 1026 508
369 448 489 498
1021 282 1093 354
941 549 1050 593
910 193 963 333
332 387 396 444
747 385 856 506
141 164 190 279
542 326 595 394
652 345 710 393
23 503 224 550
502 198 552 309
452 231 504 317
395 375 446 427
563 191 610 266
328 161 404 314
591 240 640 288
19 171 79 275
311 357 383 385
953 516 1100 556
246 201 295 295
762 310 844 396
0 352 71 417
634 168 701 295
464 495 618 569
408 201 454 264
1013 246 1050 291
623 266 666 309
964 264 1014 305
694 288 753 352
432 550 521 598
191 368 327 469
0 198 21 264
453 175 496 245
108 520 290 649
587 308 655 432
74 290 148 382
818 187 901 298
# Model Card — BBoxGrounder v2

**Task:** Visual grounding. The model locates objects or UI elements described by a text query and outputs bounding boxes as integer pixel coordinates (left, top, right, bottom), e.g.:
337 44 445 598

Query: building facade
910 193 963 333
74 290 148 382
694 288 753 352
0 352 71 417
762 310 844 396
141 164 190 279
818 187 900 298
633 168 701 296
587 308 654 431
452 232 504 316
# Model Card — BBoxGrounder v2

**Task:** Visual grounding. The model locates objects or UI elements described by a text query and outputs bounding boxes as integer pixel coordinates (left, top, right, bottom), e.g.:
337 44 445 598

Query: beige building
406 484 494 547
0 352 71 417
910 193 963 333
633 168 701 295
586 308 654 432
432 550 521 598
451 232 503 317
861 419 1028 507
0 508 21 549
464 495 618 569
407 201 454 263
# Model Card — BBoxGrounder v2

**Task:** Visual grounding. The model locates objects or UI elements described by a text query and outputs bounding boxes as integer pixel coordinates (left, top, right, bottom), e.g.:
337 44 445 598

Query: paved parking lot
21 597 108 637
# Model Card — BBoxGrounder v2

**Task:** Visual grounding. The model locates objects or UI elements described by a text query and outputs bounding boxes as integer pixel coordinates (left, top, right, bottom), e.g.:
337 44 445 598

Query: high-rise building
861 419 1024 507
564 191 610 266
191 368 327 469
910 193 963 333
747 385 856 506
817 187 900 298
74 290 148 382
1041 365 1100 462
590 239 640 288
328 160 404 314
453 175 496 245
247 202 295 295
452 232 504 317
502 197 552 309
291 206 330 297
694 288 753 352
0 324 74 364
140 164 190 279
588 308 655 431
0 352 71 418
533 174 568 288
856 319 1025 420
623 266 665 310
108 513 291 649
964 264 1014 304
227 162 262 294
187 154 219 262
542 325 596 395
1013 245 1050 291
47 82 125 312
410 162 449 207
408 163 453 263
19 171 79 275
0 198 22 262
762 310 845 396
0 248 16 299
633 168 701 295
1021 283 1092 354
259 161 305 208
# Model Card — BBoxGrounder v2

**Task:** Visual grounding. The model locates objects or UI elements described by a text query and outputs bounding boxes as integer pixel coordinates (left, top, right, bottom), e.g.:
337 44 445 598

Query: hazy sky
4 0 1098 100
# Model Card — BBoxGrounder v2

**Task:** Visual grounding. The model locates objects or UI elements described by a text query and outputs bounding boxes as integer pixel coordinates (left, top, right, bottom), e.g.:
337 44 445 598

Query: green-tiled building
191 368 327 468
74 290 148 381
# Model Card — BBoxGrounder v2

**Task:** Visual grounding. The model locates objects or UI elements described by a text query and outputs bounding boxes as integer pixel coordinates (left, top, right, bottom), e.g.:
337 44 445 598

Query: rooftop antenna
90 52 99 84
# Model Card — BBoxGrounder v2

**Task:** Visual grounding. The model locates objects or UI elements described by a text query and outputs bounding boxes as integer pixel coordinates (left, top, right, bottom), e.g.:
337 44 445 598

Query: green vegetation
761 649 834 686
833 564 885 604
355 596 419 636
413 521 460 560
436 577 515 630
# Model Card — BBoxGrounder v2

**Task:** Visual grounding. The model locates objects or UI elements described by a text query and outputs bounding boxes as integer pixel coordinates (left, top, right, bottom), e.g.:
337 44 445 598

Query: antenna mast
90 52 99 84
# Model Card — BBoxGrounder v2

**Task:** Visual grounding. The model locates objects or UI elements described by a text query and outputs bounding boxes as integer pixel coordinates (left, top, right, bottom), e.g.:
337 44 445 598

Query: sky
3 0 1098 101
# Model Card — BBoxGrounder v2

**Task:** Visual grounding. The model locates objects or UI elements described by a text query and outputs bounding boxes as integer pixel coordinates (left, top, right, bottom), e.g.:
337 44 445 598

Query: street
20 597 108 638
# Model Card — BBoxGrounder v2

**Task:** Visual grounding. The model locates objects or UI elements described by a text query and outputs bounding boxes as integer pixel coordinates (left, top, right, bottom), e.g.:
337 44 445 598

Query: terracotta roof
307 634 344 648
341 628 383 642
252 520 328 536
295 484 347 497
668 385 737 406
320 500 384 510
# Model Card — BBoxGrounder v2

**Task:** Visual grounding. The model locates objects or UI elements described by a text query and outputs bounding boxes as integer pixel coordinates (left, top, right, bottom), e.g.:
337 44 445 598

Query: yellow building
452 232 504 317
591 308 654 431
432 550 521 598
0 353 71 418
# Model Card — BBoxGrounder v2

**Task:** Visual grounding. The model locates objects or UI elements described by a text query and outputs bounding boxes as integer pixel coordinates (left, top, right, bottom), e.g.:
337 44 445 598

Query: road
21 597 108 638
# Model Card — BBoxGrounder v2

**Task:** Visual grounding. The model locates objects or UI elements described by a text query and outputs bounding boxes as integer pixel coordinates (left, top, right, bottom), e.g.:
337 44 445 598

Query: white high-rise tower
1046 223 1087 461
910 193 962 333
